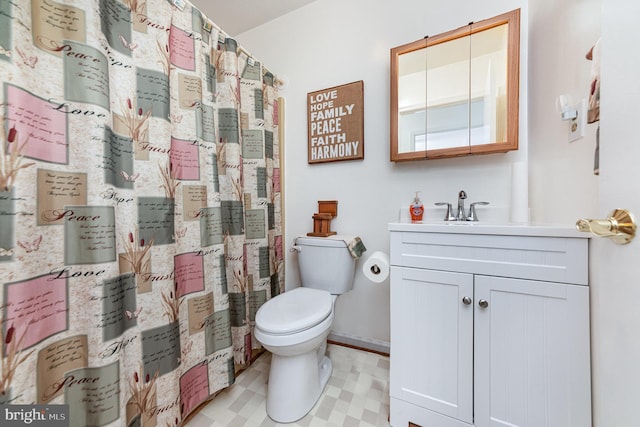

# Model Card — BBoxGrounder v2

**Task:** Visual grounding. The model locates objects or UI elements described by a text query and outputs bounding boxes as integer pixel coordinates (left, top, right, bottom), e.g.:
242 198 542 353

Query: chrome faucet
435 190 490 221
434 202 456 221
456 190 467 220
467 202 490 221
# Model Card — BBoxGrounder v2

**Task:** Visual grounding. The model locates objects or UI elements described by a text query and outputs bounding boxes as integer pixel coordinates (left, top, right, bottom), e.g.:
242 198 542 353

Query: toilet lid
256 288 332 335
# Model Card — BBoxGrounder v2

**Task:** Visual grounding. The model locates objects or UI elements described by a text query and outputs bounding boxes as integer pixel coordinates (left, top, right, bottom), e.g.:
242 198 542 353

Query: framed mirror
390 9 520 161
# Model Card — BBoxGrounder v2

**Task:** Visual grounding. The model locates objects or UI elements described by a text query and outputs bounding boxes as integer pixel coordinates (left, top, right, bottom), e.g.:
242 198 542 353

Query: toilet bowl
254 287 336 423
254 236 357 423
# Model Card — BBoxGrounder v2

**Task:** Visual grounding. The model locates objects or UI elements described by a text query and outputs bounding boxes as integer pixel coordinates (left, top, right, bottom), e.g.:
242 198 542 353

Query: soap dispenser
410 192 424 222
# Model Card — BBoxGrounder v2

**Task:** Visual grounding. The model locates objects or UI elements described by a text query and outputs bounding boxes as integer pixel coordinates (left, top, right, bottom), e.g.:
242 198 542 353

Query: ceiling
190 0 318 36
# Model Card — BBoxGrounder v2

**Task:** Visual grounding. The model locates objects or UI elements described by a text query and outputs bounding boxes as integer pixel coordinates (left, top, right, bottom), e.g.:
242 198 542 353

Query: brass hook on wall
576 208 636 244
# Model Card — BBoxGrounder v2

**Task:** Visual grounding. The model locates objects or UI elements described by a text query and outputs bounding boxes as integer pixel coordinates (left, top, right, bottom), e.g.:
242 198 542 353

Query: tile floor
184 344 391 427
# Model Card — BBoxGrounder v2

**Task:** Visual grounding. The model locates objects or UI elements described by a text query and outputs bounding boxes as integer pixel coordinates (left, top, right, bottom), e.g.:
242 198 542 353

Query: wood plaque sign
307 80 364 164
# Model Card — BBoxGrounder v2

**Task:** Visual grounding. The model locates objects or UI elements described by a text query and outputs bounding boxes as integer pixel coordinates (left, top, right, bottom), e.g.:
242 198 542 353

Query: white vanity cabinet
389 224 591 427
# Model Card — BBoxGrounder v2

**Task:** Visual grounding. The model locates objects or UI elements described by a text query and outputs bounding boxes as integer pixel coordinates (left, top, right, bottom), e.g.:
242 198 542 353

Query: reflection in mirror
425 36 470 150
397 45 426 154
390 9 519 161
470 23 508 146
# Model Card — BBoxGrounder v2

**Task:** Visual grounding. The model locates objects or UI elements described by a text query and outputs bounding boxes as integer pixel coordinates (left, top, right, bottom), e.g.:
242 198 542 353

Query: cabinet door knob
462 296 472 305
478 299 489 308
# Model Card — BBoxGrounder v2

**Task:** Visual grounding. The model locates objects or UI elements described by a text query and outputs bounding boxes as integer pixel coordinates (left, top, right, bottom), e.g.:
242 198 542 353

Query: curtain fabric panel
0 0 283 425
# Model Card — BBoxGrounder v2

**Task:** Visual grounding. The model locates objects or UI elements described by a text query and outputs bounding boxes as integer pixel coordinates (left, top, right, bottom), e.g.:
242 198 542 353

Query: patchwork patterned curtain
0 0 283 425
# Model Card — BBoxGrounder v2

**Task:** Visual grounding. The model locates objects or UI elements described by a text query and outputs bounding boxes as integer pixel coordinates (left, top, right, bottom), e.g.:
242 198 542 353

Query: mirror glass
391 9 519 161
470 23 508 147
425 36 470 151
397 46 426 154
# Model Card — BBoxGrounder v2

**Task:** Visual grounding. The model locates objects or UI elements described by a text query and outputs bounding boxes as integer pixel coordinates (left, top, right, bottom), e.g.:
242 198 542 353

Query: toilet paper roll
362 251 390 283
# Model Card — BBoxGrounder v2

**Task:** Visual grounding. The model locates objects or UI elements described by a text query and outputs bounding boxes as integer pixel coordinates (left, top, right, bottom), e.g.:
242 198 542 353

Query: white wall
237 0 599 350
528 0 601 223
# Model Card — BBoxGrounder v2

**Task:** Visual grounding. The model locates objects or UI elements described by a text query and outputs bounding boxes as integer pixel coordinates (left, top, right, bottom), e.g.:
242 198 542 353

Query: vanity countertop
388 221 590 239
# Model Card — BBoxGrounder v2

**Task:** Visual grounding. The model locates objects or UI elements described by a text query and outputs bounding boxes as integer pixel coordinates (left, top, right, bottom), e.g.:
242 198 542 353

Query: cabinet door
474 276 591 427
390 266 474 424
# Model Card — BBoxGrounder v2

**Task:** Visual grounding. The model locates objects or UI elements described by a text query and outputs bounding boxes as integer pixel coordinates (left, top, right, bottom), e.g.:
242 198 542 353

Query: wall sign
307 80 364 164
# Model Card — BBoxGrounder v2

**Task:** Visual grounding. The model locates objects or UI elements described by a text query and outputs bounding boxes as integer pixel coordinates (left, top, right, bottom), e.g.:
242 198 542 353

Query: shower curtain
0 0 283 425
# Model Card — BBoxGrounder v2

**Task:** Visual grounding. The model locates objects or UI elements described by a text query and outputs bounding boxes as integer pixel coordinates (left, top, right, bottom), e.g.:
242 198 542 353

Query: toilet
254 236 356 423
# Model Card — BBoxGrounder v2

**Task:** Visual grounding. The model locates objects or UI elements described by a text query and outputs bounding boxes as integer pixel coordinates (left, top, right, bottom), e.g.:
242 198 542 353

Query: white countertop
388 221 590 238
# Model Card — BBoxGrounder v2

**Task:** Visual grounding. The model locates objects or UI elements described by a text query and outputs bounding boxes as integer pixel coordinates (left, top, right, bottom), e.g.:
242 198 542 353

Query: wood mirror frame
390 9 520 161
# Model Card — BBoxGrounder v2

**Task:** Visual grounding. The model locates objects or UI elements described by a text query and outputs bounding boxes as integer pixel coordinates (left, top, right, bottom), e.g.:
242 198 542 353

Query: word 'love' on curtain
0 0 283 425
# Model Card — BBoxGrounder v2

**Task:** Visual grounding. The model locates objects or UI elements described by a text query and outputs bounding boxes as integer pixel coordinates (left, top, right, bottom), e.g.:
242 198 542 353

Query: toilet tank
295 237 356 295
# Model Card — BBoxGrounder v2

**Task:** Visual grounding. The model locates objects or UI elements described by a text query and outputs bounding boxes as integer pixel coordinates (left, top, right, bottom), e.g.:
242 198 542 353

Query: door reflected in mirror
391 9 520 161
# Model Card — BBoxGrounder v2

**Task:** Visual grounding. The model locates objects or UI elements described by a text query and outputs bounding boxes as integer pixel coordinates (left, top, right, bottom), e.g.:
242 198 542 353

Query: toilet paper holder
362 251 390 283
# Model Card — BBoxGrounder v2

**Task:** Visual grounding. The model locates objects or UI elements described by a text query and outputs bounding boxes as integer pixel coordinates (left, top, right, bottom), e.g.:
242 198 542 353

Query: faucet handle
467 202 489 222
435 202 456 221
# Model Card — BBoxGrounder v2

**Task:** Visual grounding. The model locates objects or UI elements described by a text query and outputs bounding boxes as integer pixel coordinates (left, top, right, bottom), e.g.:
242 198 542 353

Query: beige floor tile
185 344 390 427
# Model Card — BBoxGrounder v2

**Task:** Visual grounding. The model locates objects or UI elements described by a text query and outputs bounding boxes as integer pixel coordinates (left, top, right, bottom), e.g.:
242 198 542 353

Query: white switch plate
568 98 586 142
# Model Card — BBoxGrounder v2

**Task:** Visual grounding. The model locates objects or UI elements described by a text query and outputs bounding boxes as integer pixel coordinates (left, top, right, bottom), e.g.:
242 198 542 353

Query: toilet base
265 350 333 423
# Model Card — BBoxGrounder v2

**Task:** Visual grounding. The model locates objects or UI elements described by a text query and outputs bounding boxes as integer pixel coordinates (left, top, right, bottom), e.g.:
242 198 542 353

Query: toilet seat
256 287 332 335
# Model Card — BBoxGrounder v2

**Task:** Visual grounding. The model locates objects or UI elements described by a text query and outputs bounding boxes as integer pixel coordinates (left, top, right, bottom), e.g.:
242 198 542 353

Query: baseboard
328 331 390 356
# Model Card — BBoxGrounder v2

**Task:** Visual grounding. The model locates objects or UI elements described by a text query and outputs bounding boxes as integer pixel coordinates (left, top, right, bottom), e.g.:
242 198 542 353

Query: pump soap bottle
410 192 424 222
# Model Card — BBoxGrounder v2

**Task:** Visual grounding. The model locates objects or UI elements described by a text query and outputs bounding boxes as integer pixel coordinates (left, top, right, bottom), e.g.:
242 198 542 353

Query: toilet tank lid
294 236 348 248
256 288 332 335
